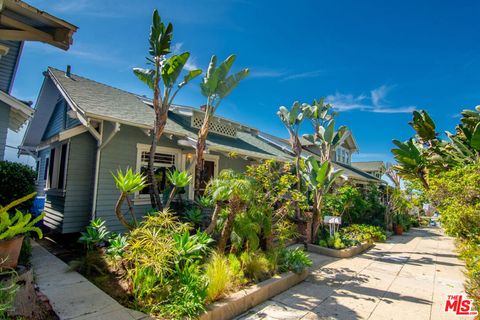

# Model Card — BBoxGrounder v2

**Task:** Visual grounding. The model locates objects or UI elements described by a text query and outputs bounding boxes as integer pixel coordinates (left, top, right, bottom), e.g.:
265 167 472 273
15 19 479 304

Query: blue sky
6 0 480 165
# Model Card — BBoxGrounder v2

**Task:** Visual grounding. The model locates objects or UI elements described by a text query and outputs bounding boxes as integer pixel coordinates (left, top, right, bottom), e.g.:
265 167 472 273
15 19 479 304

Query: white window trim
44 142 69 194
134 143 184 205
187 154 219 200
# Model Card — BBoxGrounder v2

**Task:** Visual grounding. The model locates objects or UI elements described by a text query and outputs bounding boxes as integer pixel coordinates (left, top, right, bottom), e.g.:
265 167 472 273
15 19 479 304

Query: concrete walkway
31 241 149 320
238 228 470 320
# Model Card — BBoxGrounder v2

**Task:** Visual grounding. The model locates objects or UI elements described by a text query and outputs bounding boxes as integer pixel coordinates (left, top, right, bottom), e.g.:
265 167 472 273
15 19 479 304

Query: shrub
204 252 233 302
106 233 128 259
227 254 246 286
78 218 110 252
183 207 204 226
340 224 387 243
158 263 207 319
319 232 359 249
124 212 212 318
281 248 312 273
0 161 36 212
239 251 271 282
0 269 18 318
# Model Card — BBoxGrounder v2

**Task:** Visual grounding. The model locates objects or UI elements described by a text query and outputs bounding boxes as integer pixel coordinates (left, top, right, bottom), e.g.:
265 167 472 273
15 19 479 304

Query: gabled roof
351 161 386 172
334 161 383 183
0 90 33 131
24 67 293 161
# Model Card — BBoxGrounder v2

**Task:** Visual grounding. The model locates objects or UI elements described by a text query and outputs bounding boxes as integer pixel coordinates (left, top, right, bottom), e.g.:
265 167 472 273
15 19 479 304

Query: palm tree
301 156 344 243
195 55 249 198
133 10 201 210
204 170 253 252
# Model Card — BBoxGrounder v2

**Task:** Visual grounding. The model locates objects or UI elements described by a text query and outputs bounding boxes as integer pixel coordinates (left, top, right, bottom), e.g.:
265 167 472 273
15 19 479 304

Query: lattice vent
191 115 237 137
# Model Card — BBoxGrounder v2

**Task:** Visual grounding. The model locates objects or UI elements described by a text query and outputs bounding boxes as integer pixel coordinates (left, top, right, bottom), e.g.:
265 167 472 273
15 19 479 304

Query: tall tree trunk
148 127 162 211
194 113 211 199
206 203 222 234
164 186 177 210
419 170 429 190
217 197 240 252
311 192 323 244
148 58 164 211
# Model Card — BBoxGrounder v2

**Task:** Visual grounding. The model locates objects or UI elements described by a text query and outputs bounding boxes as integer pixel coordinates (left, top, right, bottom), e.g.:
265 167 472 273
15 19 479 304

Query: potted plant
0 192 45 269
393 214 404 235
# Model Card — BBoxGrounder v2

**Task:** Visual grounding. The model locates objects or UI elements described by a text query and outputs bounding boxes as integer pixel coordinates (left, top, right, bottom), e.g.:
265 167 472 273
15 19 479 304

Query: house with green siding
21 67 382 233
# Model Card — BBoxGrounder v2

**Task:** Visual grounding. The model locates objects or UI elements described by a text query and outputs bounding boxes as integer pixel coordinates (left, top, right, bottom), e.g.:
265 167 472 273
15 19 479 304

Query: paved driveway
238 228 470 320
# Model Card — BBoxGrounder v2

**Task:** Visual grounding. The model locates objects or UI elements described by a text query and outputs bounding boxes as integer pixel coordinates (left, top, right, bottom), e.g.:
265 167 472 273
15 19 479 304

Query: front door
197 160 215 195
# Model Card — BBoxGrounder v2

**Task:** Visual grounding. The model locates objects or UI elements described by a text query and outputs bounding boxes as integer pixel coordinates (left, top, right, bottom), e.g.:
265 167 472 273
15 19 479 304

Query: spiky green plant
0 192 44 241
165 170 192 209
112 168 147 230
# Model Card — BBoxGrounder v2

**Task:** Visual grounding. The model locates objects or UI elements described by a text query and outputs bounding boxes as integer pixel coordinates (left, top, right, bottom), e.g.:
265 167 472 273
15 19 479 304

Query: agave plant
165 170 192 209
112 168 147 230
133 9 201 211
301 156 344 243
0 192 45 241
78 218 110 252
194 55 249 198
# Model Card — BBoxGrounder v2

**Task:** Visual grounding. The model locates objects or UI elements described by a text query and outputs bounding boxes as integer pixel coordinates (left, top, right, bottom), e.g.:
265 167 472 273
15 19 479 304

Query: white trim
133 144 184 205
36 125 88 150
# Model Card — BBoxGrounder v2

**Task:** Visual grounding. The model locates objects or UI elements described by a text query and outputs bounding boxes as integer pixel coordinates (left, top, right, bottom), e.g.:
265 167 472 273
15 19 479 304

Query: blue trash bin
31 196 45 227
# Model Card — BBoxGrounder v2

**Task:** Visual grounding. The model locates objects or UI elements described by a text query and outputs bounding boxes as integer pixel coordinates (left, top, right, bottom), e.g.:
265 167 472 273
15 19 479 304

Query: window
44 157 49 180
136 146 180 201
46 143 69 190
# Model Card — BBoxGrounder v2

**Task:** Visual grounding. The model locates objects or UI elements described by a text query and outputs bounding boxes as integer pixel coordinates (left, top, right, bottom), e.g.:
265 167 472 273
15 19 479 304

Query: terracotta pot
0 235 25 269
393 224 403 235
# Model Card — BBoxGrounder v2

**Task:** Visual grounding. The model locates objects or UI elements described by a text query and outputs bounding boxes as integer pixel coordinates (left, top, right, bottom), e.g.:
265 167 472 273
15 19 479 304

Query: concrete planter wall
200 270 309 320
307 241 374 258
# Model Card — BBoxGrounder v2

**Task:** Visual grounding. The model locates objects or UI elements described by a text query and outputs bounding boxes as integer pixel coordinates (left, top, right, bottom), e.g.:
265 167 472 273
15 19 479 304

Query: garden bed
200 270 308 320
306 241 373 258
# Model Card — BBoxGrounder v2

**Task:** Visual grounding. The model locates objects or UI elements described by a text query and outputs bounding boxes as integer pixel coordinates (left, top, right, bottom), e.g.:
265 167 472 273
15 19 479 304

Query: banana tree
195 55 249 198
112 168 147 230
277 101 306 190
301 156 344 243
391 138 430 190
302 99 348 163
133 9 201 210
410 110 437 143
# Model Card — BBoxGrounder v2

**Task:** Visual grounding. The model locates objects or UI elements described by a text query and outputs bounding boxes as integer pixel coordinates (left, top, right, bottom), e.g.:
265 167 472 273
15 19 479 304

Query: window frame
45 142 69 194
134 144 183 205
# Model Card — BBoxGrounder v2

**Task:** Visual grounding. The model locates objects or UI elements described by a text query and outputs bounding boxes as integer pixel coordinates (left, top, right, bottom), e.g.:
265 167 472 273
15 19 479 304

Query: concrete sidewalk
237 228 470 320
31 241 149 320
